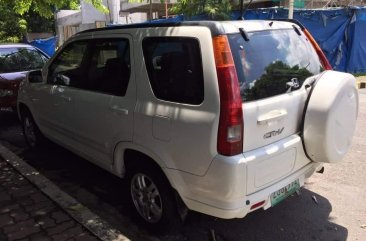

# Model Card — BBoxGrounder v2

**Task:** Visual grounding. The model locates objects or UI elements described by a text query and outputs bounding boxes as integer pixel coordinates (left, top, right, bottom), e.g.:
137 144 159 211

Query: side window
86 39 130 96
142 37 204 105
48 41 88 87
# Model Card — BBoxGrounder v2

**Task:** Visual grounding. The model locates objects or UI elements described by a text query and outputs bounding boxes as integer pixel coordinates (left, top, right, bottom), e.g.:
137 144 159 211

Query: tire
21 109 45 149
302 71 358 163
128 162 181 233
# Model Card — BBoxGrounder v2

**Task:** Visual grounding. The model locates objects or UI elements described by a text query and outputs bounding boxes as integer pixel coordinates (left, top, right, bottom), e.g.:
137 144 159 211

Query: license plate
271 179 300 206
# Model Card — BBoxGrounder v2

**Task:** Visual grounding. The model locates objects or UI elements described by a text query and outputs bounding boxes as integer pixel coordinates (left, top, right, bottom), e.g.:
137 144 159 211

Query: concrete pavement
0 157 100 241
0 144 130 241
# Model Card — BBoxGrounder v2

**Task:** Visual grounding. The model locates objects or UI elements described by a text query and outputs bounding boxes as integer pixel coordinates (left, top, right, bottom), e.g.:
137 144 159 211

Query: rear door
133 27 219 176
228 28 324 193
228 28 323 152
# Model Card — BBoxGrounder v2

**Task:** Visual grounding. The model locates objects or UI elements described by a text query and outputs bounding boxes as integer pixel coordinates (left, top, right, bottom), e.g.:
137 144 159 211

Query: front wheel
128 164 181 232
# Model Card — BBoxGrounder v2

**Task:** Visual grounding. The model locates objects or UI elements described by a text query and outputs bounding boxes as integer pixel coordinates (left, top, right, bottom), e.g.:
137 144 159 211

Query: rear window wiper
292 25 302 36
239 28 250 42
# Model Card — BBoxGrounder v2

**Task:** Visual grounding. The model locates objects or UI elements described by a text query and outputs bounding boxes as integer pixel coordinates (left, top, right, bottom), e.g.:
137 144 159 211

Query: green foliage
1 0 107 18
171 0 232 20
0 1 26 43
0 0 108 43
84 0 108 14
24 8 55 33
354 73 366 77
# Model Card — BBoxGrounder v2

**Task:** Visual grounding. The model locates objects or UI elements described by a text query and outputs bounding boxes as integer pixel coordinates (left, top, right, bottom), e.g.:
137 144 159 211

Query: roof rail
273 18 306 30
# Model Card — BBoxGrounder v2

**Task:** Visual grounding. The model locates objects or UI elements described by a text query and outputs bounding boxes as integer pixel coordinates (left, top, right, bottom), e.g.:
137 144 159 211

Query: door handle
110 105 128 115
257 110 287 125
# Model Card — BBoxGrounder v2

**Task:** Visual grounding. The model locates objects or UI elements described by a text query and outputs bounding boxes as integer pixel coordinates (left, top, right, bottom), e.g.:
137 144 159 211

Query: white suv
17 20 358 230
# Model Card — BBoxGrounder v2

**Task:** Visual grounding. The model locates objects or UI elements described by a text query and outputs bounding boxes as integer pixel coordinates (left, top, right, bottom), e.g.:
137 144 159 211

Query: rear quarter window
228 29 323 102
142 37 204 105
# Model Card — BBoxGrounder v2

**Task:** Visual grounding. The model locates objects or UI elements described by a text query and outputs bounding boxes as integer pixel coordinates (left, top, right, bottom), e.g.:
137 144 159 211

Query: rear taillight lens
303 29 332 70
213 35 244 156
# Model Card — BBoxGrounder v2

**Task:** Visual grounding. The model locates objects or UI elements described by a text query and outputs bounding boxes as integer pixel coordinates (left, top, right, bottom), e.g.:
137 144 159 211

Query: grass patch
354 73 366 77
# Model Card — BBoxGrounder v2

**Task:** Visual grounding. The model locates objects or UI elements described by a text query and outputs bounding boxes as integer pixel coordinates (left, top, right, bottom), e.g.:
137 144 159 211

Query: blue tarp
30 36 57 57
152 7 366 74
239 7 366 73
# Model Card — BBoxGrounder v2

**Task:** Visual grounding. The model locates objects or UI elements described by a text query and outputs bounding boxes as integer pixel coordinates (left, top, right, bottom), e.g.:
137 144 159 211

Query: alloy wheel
130 173 163 223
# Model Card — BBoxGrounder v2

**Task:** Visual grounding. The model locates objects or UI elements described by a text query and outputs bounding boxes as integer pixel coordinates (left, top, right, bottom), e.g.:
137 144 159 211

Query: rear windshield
228 29 323 102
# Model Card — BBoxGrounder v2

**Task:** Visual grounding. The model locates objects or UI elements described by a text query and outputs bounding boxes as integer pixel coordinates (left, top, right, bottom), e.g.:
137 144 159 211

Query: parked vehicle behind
0 44 48 111
17 20 359 231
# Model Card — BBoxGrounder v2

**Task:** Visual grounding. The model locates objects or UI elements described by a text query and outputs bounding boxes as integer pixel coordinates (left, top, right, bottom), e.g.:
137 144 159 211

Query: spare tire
303 70 358 163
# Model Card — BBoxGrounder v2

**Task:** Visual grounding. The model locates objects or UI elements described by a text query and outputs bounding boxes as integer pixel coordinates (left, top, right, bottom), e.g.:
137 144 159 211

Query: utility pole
149 0 153 21
289 0 294 19
165 0 168 19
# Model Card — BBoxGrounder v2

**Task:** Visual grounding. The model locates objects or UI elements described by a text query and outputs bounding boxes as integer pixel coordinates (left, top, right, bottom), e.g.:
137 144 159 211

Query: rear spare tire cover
303 71 358 163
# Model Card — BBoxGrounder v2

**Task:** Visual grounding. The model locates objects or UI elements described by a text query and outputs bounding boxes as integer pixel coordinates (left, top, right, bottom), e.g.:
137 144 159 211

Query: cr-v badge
264 127 284 139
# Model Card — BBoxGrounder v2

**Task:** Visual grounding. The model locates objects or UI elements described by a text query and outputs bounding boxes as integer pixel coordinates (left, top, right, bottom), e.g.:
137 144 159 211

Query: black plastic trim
79 21 228 36
239 28 250 41
300 71 328 162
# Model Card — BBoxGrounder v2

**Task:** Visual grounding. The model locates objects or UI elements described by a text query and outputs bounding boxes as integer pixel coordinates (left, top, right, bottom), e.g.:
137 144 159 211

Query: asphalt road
0 89 365 241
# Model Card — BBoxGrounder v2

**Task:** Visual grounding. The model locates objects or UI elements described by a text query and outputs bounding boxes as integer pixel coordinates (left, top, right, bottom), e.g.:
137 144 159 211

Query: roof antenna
238 0 254 20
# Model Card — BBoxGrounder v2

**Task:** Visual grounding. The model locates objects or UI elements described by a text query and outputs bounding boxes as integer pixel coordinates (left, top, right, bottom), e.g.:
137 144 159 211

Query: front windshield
228 29 324 101
0 47 48 74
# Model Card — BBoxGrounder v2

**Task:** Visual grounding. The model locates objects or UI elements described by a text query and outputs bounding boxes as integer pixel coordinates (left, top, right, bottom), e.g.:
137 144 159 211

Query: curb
0 143 130 241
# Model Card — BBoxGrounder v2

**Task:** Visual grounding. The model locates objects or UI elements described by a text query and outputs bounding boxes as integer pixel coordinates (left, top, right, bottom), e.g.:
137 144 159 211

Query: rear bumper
166 134 322 219
180 161 321 219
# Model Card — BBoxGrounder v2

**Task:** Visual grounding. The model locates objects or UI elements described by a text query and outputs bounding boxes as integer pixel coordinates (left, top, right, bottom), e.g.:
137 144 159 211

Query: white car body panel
131 26 220 176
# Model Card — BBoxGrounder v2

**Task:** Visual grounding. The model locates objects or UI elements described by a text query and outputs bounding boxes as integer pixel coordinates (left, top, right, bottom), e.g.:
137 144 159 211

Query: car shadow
178 188 348 241
0 109 19 128
20 144 348 241
0 110 26 149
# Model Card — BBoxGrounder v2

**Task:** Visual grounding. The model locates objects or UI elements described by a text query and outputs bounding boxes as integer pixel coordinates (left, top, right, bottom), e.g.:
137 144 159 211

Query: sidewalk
0 157 99 241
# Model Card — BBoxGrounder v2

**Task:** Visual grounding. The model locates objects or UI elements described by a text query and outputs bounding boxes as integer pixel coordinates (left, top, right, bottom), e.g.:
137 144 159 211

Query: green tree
171 0 233 20
24 7 55 33
8 0 108 18
0 0 108 43
0 1 27 43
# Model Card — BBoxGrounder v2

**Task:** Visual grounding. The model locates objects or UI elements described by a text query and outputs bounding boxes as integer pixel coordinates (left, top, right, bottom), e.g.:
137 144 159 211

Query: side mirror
28 70 43 83
55 74 70 86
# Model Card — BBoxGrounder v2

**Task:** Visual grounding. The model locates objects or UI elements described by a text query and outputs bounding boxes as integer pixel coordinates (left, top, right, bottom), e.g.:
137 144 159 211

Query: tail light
303 29 332 70
213 35 243 156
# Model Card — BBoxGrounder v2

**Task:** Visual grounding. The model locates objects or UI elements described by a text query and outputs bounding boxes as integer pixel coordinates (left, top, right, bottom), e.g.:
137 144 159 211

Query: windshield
228 29 323 102
0 47 48 74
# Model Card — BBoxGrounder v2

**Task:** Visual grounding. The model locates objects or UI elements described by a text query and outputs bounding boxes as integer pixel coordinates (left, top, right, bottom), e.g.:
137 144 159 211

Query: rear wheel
21 109 45 149
128 163 181 232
